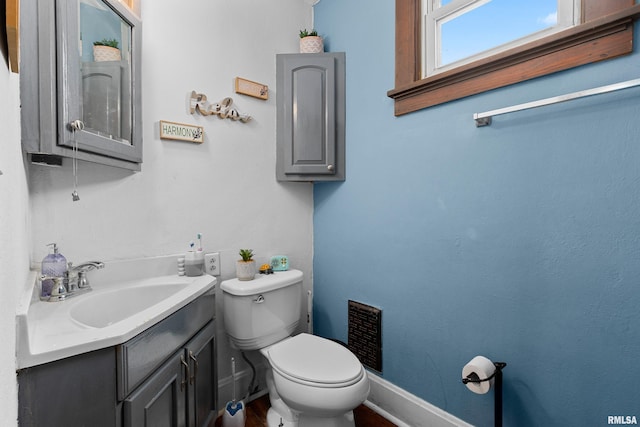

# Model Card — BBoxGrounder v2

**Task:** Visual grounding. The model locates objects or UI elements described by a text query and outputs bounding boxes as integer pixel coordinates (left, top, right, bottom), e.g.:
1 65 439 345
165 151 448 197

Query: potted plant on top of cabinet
236 249 256 281
299 29 324 53
93 38 121 61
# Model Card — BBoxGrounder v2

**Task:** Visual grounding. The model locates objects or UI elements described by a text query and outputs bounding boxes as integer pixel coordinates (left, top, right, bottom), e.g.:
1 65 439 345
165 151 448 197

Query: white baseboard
365 372 473 427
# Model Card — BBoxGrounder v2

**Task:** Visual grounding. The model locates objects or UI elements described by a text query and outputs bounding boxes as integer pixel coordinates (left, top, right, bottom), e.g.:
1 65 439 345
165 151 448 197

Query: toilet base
299 412 355 427
266 407 355 427
264 367 357 427
267 407 297 427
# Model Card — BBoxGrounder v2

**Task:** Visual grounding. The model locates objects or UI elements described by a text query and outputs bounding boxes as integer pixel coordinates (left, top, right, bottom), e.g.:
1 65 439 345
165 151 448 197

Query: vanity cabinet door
185 321 217 427
276 52 346 182
123 352 187 427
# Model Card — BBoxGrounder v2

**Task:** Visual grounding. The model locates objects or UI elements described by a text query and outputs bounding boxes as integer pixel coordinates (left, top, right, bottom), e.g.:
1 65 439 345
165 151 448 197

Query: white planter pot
300 36 324 53
93 45 121 62
236 260 256 281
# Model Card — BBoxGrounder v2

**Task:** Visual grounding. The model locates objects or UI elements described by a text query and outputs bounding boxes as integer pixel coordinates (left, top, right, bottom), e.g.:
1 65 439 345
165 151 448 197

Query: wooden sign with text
159 120 204 143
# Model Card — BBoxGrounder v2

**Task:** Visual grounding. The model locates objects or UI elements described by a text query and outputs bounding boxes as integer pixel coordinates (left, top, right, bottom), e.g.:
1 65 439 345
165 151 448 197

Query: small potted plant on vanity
299 29 324 53
236 249 256 281
93 38 121 62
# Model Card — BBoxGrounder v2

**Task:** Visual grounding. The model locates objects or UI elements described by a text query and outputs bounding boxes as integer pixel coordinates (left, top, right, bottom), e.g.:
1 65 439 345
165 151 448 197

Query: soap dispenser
40 243 68 300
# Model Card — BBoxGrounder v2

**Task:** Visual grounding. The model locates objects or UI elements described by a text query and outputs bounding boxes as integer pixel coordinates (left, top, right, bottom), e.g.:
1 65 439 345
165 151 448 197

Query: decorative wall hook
189 91 251 122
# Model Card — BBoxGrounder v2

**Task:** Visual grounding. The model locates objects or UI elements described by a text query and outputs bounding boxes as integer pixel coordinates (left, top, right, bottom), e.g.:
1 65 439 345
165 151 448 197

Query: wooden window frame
387 0 640 116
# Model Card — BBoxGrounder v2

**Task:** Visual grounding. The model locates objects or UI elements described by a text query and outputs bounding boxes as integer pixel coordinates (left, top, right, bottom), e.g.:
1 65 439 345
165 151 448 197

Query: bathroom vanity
16 257 217 427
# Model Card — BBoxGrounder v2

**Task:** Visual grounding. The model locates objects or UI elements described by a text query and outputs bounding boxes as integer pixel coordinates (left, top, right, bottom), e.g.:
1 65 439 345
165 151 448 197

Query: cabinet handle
180 355 190 392
189 351 198 385
327 164 334 172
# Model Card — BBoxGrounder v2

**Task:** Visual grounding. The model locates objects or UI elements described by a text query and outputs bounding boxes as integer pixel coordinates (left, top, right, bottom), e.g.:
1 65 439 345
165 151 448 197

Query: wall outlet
204 252 221 276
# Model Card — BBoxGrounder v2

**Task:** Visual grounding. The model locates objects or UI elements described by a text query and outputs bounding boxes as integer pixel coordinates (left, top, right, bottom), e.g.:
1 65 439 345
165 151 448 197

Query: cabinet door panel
186 321 217 427
58 0 141 162
124 352 187 427
277 53 346 181
283 55 335 176
290 60 335 173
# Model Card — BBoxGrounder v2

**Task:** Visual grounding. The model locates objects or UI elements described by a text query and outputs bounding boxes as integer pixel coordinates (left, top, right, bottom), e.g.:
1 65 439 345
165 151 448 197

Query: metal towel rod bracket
474 77 640 127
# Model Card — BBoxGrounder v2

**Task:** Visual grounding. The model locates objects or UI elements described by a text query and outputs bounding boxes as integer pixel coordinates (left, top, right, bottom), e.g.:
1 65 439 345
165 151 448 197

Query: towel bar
474 78 640 127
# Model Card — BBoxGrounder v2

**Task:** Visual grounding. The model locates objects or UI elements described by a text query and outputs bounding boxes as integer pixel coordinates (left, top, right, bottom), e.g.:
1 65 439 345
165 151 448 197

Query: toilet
221 270 369 427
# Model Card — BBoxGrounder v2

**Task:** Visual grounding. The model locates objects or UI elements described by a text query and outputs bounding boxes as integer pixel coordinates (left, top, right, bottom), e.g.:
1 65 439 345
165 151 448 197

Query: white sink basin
70 283 185 328
16 255 216 369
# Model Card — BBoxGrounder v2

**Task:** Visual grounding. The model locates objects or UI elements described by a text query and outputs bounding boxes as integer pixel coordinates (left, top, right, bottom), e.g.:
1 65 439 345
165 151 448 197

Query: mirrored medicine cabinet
21 0 142 171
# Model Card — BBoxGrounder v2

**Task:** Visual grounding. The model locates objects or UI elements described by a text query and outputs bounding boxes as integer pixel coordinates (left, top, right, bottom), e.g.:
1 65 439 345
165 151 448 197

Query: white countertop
16 255 216 369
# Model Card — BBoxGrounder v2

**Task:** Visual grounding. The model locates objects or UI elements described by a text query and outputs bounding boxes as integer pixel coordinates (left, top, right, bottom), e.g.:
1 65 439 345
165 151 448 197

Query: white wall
29 0 313 264
20 0 313 418
0 48 30 426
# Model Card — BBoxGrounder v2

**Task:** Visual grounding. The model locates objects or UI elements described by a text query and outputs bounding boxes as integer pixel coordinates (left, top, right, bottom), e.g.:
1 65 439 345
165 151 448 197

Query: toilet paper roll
462 355 496 394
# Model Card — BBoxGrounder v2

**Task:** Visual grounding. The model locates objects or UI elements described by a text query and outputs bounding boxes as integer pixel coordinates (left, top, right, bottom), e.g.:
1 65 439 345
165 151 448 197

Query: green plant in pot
93 38 121 62
94 38 119 48
236 249 256 281
299 28 323 53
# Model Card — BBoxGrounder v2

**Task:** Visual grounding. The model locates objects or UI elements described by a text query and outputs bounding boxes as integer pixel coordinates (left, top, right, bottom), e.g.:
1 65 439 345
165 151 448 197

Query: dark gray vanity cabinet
20 0 143 171
276 53 346 182
17 292 217 427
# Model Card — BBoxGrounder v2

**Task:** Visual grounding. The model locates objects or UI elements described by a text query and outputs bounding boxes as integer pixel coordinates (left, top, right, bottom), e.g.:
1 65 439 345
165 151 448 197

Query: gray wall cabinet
17 292 217 427
276 53 346 182
20 0 143 171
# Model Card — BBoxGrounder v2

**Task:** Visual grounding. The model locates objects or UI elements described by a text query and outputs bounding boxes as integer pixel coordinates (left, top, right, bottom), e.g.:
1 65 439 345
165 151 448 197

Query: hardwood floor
215 394 397 427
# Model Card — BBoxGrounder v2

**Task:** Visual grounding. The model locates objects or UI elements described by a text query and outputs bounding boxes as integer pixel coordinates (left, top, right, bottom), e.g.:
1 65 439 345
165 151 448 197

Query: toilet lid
267 333 363 386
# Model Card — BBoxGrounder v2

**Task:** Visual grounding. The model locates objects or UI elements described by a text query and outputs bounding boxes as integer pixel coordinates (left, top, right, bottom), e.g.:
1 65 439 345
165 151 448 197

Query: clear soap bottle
40 243 68 300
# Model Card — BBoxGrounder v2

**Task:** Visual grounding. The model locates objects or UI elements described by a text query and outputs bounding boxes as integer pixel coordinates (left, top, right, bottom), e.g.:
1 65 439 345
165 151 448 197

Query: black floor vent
348 300 382 373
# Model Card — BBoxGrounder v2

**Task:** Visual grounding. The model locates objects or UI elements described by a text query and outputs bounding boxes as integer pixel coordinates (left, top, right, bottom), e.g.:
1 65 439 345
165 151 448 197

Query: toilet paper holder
461 361 506 384
462 361 507 427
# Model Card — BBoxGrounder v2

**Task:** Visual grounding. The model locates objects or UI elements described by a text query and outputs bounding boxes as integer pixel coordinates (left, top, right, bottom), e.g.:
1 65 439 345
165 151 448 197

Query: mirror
80 0 132 144
58 0 142 164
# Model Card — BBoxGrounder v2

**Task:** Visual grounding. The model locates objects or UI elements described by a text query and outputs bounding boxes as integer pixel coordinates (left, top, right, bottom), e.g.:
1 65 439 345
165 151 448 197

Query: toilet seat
266 333 364 388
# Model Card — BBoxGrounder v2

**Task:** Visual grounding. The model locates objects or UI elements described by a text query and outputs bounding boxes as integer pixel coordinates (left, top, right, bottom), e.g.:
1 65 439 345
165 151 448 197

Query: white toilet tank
221 269 303 350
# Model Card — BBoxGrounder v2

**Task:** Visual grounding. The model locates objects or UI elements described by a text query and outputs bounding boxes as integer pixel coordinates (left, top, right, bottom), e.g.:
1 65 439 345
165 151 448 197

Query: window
388 0 640 116
424 0 579 76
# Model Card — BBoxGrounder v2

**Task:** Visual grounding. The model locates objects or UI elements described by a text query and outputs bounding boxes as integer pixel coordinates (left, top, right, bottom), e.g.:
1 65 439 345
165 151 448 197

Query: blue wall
313 2 640 426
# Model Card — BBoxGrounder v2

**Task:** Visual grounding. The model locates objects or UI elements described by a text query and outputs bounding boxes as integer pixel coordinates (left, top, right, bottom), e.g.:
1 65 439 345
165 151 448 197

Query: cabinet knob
69 120 85 131
327 164 334 172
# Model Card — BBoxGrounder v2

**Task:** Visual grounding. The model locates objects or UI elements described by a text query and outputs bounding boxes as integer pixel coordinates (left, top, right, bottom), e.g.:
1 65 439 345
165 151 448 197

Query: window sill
388 3 640 116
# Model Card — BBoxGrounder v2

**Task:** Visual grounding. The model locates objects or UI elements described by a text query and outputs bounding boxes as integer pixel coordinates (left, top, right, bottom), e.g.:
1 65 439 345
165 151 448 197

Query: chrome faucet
65 261 105 292
41 261 104 301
